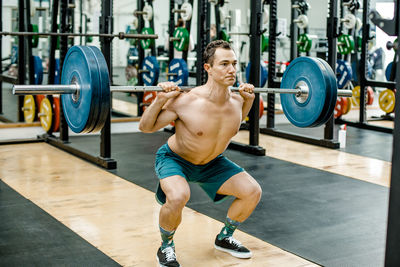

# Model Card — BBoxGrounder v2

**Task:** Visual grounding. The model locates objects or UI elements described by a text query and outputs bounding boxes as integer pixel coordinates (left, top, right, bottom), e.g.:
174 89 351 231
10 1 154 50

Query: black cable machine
335 0 396 134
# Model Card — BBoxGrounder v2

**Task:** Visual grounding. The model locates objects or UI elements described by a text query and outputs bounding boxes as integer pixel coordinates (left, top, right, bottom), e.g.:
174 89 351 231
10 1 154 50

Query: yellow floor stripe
232 131 391 187
0 143 316 267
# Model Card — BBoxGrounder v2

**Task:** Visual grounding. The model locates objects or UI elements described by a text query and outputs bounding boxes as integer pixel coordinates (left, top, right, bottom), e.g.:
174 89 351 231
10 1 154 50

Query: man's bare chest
176 100 242 137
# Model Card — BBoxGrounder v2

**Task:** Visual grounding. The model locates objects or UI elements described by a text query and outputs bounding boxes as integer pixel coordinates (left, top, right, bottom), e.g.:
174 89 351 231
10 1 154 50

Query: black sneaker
157 246 180 267
214 236 252 259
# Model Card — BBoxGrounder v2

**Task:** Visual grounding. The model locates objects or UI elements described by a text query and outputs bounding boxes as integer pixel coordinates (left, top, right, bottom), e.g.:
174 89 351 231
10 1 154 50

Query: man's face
205 48 237 86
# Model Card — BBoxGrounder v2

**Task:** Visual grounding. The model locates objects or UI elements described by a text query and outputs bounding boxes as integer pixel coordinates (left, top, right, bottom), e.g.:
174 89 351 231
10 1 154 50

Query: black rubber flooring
263 123 392 162
70 131 389 267
0 180 120 267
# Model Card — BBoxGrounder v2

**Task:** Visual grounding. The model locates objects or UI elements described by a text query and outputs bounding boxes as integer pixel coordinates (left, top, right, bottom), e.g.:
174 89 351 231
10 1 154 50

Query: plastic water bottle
338 124 347 148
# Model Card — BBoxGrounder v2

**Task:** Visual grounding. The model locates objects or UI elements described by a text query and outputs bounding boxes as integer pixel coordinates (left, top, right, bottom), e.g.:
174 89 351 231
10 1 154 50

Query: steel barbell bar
0 31 158 40
12 84 352 98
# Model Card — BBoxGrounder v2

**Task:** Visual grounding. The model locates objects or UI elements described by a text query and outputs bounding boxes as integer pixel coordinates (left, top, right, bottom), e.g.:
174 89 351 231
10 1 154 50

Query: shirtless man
139 40 262 267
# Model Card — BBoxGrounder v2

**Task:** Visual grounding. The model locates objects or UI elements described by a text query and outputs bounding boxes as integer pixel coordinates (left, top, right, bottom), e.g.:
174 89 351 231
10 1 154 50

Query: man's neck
203 80 231 104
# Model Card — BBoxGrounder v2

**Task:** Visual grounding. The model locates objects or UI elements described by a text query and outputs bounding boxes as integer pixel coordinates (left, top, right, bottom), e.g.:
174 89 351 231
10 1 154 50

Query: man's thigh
216 171 261 199
160 175 190 198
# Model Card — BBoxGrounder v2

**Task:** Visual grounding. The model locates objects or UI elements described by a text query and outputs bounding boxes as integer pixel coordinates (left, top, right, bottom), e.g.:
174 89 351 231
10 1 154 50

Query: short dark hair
203 40 233 66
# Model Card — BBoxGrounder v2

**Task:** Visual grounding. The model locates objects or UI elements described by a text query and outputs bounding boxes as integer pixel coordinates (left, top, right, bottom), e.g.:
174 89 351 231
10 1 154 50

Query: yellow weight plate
343 97 352 115
39 97 53 132
23 95 36 123
351 85 360 106
379 89 395 113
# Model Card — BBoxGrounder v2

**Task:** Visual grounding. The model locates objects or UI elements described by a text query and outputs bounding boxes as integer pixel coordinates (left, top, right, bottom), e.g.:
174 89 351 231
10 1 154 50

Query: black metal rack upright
335 0 396 134
383 0 399 264
43 0 117 169
290 0 299 61
259 0 340 149
227 0 266 156
0 0 3 116
17 0 26 122
196 0 210 85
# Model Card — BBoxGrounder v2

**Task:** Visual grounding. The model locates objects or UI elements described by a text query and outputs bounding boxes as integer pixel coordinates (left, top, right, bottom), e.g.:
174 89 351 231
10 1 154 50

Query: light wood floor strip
0 143 317 267
232 131 391 187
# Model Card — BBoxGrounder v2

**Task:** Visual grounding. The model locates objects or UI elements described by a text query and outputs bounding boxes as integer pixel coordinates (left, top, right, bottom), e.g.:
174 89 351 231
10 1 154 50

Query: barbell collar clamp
172 9 186 13
138 69 150 74
133 11 148 15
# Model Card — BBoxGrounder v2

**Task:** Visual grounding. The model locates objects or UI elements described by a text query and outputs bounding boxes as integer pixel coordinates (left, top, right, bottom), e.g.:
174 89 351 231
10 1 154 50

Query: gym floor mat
0 180 120 267
70 131 389 267
265 123 392 162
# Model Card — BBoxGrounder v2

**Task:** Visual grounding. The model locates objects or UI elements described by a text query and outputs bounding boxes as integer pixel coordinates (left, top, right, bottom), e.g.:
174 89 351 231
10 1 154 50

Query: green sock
217 217 241 240
160 226 175 249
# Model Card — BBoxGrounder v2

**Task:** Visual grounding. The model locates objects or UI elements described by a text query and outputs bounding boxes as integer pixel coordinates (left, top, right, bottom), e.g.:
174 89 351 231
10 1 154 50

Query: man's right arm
139 82 181 133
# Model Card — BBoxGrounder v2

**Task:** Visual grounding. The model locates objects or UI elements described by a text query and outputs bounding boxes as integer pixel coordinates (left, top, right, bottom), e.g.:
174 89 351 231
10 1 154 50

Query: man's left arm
238 83 255 121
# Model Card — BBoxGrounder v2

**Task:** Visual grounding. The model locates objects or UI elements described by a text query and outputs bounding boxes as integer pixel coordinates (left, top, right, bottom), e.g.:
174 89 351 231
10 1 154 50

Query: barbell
0 31 158 40
12 46 352 133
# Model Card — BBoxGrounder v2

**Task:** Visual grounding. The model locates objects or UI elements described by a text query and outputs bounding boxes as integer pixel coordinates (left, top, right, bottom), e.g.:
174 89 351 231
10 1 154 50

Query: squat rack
258 0 340 149
335 0 396 134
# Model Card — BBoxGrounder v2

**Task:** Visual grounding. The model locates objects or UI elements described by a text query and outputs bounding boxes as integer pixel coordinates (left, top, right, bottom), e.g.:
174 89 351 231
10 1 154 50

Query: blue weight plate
385 62 393 81
75 46 101 133
61 46 101 133
11 45 18 64
306 58 332 127
168 58 189 86
127 47 138 66
336 60 352 89
54 59 60 84
141 56 160 86
280 57 331 128
314 57 338 127
33 56 43 85
86 46 111 133
246 61 268 87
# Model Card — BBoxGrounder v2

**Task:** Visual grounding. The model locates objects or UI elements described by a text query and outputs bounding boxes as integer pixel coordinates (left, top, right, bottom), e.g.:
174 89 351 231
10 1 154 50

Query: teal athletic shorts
155 143 244 205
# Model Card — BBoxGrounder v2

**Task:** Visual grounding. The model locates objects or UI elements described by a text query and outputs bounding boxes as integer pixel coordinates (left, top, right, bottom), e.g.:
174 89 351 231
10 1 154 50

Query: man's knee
166 190 190 209
246 182 262 202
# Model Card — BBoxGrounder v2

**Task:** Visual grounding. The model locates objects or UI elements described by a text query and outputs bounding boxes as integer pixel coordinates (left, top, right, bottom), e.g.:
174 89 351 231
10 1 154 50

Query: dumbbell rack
335 0 396 134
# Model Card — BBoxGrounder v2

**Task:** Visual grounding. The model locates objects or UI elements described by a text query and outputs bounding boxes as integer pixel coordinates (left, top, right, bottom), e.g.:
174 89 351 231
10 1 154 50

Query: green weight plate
220 29 231 42
128 29 138 46
61 46 102 133
357 36 362 52
140 27 155 49
280 57 336 127
262 34 269 52
31 24 39 48
173 27 189 52
337 34 355 55
297 33 312 53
